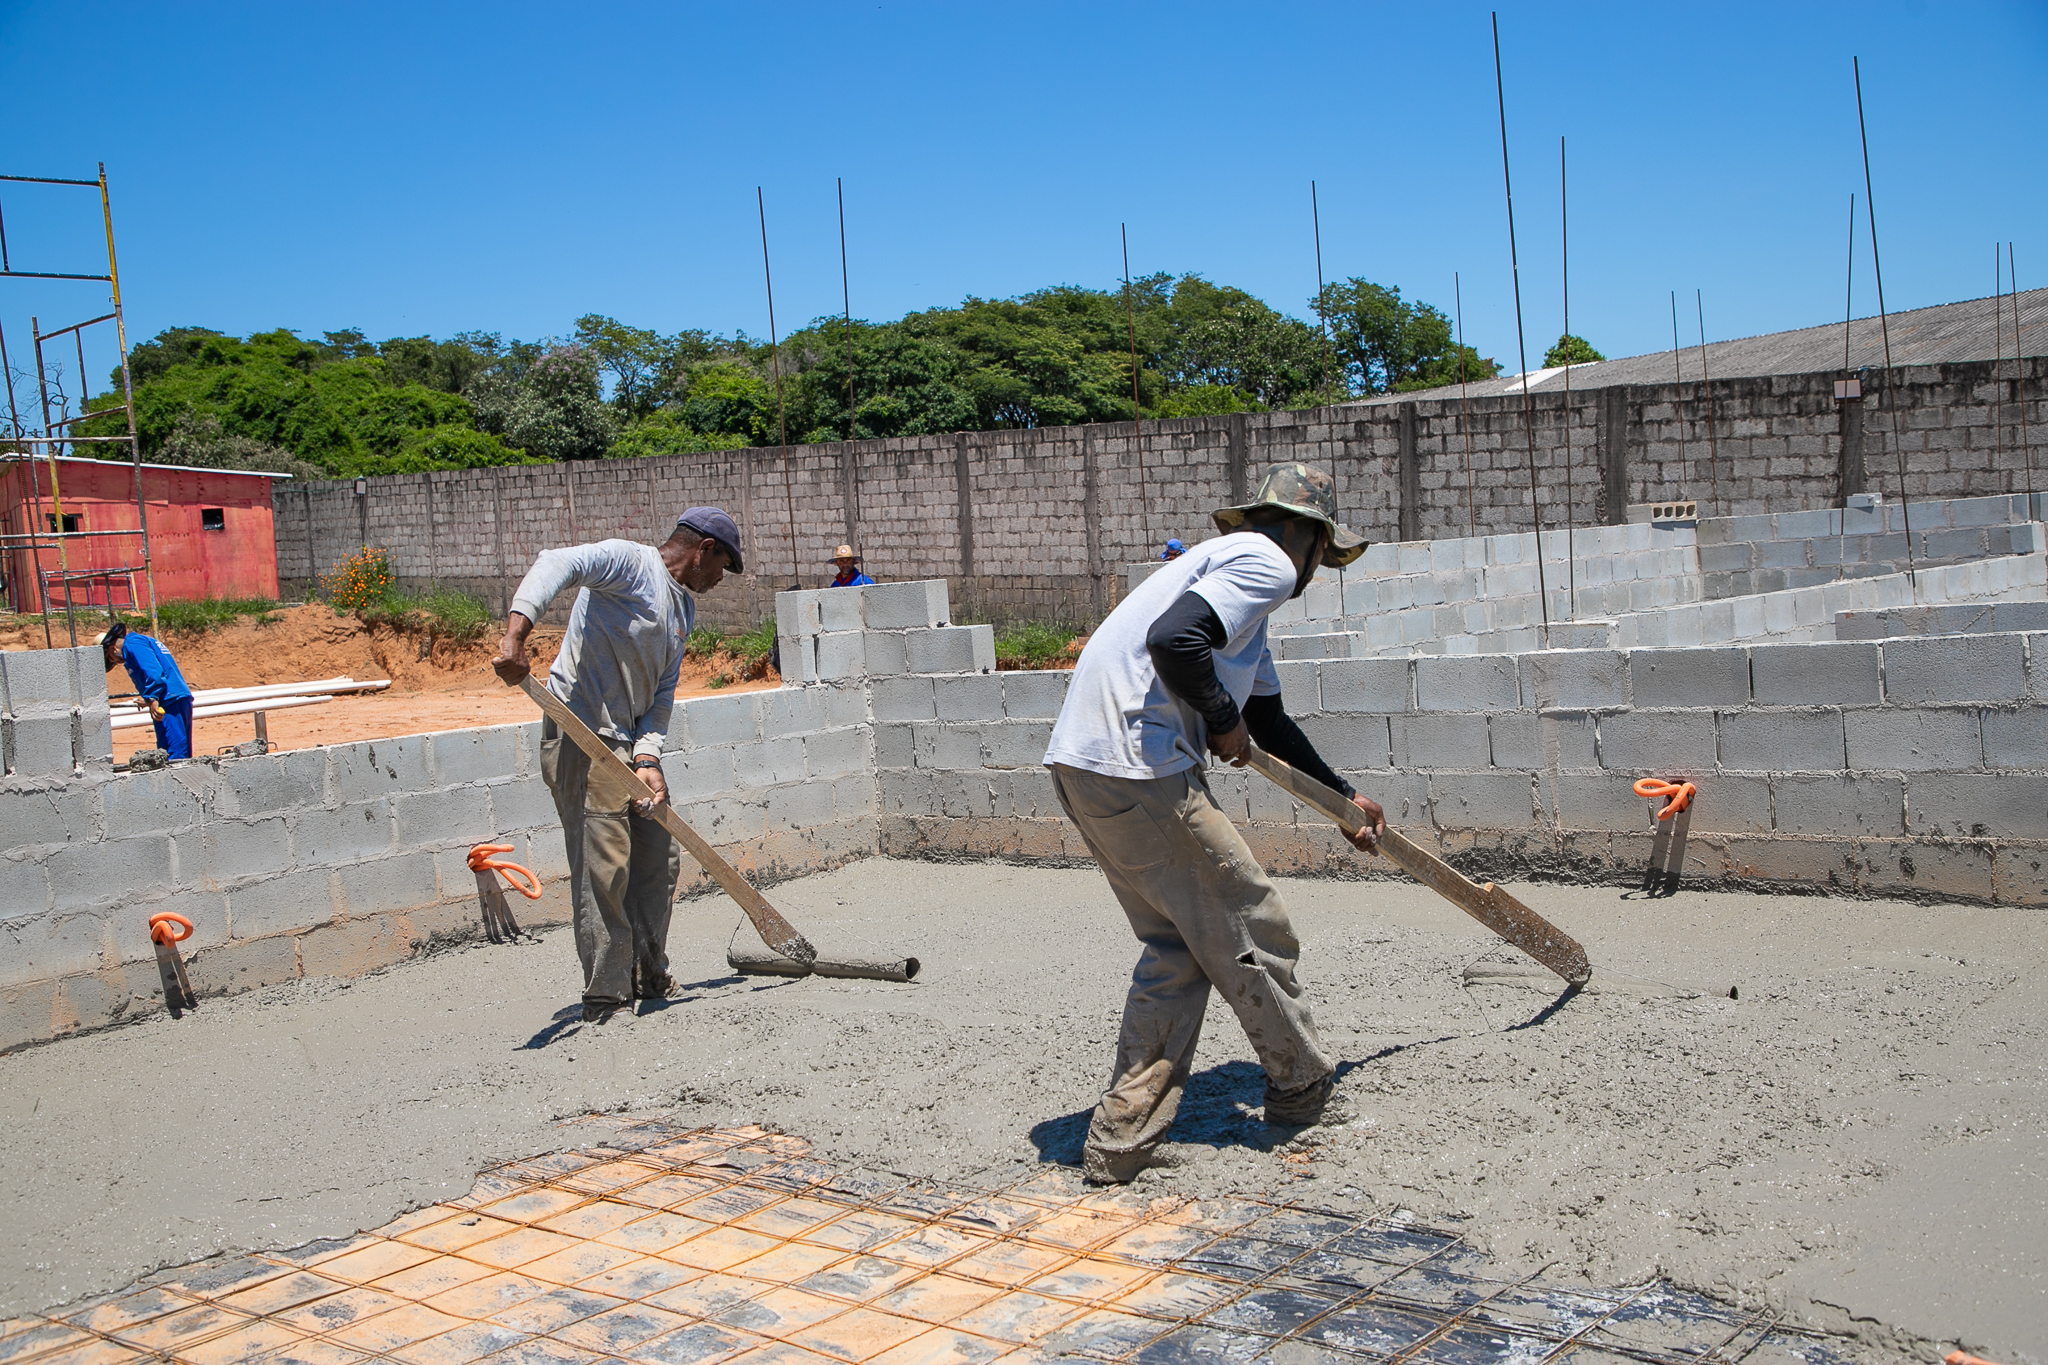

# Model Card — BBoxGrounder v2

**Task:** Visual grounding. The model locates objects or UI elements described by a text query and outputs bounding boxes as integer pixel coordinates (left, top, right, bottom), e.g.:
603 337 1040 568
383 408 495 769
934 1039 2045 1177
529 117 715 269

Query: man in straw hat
492 508 745 1023
828 544 875 588
1043 461 1385 1183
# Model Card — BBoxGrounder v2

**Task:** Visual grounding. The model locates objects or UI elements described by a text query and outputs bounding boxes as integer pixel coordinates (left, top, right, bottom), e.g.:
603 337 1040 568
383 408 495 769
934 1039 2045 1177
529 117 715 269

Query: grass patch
360 586 495 641
152 597 283 635
687 616 777 666
990 619 1084 670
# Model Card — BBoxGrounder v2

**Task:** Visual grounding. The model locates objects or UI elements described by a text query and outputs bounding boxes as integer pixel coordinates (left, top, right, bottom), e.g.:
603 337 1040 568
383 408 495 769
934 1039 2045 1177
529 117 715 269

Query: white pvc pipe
111 694 336 730
111 678 388 716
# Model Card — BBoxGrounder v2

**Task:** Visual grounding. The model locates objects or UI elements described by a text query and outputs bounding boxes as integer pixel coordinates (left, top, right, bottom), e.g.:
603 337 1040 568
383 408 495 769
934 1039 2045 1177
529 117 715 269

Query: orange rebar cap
1633 777 1696 820
148 911 194 944
468 843 543 900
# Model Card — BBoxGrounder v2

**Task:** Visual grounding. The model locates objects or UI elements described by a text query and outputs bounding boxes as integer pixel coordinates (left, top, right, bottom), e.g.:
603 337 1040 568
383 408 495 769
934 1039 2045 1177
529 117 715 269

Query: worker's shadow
1027 987 1580 1168
516 974 747 1050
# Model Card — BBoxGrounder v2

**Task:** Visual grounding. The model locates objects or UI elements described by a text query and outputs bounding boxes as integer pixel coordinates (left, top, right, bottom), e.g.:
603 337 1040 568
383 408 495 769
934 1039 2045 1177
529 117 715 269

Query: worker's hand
632 763 668 814
1347 793 1386 853
1208 721 1252 767
146 699 165 721
491 614 533 685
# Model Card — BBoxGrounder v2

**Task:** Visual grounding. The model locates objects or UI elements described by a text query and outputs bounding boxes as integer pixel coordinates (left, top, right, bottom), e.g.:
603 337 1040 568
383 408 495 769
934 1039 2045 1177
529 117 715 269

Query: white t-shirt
1044 532 1294 780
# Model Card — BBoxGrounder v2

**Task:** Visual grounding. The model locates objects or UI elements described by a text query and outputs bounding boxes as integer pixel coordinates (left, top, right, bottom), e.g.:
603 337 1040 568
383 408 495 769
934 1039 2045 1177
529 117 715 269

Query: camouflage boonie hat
1212 461 1368 568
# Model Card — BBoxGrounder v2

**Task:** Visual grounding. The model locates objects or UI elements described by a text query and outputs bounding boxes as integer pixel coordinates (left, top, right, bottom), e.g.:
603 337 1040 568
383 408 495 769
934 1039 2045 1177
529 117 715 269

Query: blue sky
2 0 2043 393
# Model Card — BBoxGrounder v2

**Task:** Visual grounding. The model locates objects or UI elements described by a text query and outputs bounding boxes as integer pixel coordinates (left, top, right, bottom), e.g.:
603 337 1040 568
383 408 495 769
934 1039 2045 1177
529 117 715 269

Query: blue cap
676 507 745 573
1161 538 1185 559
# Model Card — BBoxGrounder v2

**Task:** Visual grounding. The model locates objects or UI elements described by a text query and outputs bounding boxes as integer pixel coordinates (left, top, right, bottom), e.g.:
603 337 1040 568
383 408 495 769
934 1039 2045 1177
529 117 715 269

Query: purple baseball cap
676 507 745 573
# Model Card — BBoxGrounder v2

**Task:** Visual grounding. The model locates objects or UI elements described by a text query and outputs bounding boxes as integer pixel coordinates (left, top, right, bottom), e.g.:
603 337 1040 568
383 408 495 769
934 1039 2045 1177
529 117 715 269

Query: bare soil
0 605 779 752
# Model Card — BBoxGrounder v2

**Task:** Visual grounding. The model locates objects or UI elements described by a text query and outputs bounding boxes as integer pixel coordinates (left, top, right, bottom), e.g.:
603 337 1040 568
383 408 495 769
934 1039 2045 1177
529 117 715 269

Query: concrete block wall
0 681 876 1053
774 580 996 685
0 646 112 778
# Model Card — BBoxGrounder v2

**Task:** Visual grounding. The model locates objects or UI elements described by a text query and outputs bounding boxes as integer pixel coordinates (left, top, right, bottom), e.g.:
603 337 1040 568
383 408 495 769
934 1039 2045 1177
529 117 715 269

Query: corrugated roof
1348 286 2048 407
0 452 294 479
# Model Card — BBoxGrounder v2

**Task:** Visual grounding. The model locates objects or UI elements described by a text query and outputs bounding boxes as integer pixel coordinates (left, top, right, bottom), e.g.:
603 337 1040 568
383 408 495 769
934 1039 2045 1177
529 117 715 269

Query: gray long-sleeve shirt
509 540 694 759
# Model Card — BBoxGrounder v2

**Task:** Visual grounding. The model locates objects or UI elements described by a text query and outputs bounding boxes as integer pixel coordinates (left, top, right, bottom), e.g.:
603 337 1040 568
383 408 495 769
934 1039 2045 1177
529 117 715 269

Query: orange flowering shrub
322 546 394 613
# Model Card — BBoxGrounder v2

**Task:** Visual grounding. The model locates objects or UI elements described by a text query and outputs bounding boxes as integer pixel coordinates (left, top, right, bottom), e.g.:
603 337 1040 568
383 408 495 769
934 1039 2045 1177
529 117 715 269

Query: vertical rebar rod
1559 137 1575 618
838 177 859 552
2016 243 2035 501
1491 11 1551 643
1696 290 1720 511
1854 57 1914 576
1311 180 1338 483
1843 194 1856 374
1121 223 1147 547
30 318 76 645
1670 293 1690 499
1995 245 2006 472
0 190 10 272
101 164 155 633
0 316 53 645
756 187 798 589
1455 272 1476 536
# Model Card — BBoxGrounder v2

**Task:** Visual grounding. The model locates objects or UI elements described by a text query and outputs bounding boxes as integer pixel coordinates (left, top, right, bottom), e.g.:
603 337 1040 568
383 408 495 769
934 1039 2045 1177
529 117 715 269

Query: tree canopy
93 273 1506 475
1543 333 1606 367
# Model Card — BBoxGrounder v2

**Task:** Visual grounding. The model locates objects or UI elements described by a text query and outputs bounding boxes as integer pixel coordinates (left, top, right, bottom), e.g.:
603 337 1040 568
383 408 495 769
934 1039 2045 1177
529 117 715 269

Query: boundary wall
273 357 2046 629
6 532 2046 1052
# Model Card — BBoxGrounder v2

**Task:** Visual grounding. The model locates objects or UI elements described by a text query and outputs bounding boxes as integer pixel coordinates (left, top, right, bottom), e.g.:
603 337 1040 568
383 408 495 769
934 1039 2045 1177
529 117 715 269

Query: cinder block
329 737 431 802
919 723 985 770
392 785 494 848
1882 635 2028 704
1749 643 1882 706
0 856 52 924
1428 772 1535 829
194 816 293 886
821 681 867 728
1718 710 1846 772
185 932 298 998
1673 774 1772 834
1414 655 1519 711
0 908 110 985
732 735 806 789
48 835 172 910
1908 773 2048 839
813 631 867 682
805 726 869 779
109 889 231 966
682 692 761 747
684 794 767 844
905 625 993 675
934 674 1004 722
767 781 837 832
1295 714 1391 769
861 580 950 630
77 705 111 766
1274 662 1319 713
292 799 395 865
1630 648 1751 708
873 723 916 769
4 779 101 851
226 867 339 940
982 721 1053 768
1319 659 1411 713
1596 710 1717 771
1519 650 1629 710
816 586 865 634
758 686 824 737
659 746 737 802
1860 839 1995 902
1844 709 1981 772
870 676 936 723
1001 671 1069 719
879 769 938 817
8 715 76 776
428 725 525 787
1488 712 1598 770
1981 706 2048 768
775 588 823 640
861 630 910 676
215 747 327 820
1770 773 1904 836
831 773 877 818
776 635 817 685
1549 774 1654 830
1390 714 1493 769
489 774 560 832
0 647 88 708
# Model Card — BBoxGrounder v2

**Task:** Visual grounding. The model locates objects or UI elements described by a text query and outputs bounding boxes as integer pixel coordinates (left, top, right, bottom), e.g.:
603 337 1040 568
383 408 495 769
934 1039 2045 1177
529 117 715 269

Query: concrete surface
3 859 2040 1363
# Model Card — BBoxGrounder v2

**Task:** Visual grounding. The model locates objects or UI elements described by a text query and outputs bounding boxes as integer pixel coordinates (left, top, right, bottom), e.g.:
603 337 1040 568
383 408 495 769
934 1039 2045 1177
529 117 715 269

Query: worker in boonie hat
491 506 744 1023
98 620 195 759
1042 461 1381 1183
828 544 875 588
1159 538 1186 561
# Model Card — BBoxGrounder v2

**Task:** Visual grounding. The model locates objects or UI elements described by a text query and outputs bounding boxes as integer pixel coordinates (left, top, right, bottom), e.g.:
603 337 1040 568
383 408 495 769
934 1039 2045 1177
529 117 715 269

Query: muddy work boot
582 1000 624 1025
1263 1073 1335 1126
1081 1141 1154 1186
634 969 676 1001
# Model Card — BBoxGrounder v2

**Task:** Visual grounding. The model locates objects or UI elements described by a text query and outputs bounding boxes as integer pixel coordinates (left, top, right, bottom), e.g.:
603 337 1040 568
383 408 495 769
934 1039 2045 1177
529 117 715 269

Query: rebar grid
2 1118 1858 1365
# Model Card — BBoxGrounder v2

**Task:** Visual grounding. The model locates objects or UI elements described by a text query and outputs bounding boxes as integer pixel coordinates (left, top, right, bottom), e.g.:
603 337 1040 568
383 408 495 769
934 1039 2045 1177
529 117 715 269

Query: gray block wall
1 646 112 778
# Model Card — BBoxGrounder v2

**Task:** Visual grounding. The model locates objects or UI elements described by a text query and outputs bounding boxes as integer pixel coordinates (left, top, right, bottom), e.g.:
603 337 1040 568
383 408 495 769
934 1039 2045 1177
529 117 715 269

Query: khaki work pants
541 719 683 1007
1050 763 1333 1182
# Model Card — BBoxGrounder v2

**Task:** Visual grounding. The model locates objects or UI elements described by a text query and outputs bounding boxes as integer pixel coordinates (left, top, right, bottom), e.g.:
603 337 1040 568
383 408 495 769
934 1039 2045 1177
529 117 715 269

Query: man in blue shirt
1160 538 1186 561
829 544 876 588
99 622 195 759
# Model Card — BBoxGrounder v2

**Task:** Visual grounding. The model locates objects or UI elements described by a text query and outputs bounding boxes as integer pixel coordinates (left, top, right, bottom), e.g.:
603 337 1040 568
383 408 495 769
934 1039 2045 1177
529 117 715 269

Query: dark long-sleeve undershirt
1145 590 1356 799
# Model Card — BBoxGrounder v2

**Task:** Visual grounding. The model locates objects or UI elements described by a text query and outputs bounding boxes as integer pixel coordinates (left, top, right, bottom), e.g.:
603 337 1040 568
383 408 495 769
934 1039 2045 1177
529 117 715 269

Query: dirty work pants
541 719 683 1007
1049 763 1332 1181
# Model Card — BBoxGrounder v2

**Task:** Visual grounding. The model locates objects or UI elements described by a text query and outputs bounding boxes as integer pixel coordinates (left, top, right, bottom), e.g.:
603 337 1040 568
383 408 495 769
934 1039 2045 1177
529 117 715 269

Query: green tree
465 344 617 462
1314 279 1469 394
1543 333 1605 367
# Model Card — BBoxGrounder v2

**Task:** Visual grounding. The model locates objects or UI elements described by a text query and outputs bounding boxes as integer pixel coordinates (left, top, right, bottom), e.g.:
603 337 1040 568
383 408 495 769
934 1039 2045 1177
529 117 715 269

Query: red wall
1 458 284 610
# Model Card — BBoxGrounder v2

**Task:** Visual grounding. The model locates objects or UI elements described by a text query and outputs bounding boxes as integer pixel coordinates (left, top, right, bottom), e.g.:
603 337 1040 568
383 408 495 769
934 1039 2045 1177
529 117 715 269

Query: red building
0 455 286 612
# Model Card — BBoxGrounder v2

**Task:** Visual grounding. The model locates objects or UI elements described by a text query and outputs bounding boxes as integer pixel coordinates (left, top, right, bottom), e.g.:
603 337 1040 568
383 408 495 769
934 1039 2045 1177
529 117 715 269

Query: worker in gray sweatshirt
491 508 745 1023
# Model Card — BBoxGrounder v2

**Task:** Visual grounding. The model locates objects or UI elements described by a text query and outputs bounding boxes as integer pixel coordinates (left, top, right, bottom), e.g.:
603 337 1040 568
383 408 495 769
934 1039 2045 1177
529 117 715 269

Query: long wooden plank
1244 747 1591 984
518 677 817 966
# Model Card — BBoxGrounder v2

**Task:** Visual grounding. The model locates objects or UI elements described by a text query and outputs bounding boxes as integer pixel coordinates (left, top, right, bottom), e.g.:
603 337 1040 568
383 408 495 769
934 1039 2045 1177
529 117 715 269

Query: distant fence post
1398 402 1421 541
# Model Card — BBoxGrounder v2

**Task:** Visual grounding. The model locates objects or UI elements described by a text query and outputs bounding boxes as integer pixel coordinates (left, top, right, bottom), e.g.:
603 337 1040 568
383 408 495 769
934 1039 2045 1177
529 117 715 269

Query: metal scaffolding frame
0 164 157 645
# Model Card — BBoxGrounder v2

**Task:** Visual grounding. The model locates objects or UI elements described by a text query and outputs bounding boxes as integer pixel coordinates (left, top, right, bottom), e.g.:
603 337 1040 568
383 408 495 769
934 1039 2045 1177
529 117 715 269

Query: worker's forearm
1242 693 1353 799
1145 591 1241 735
499 612 534 651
